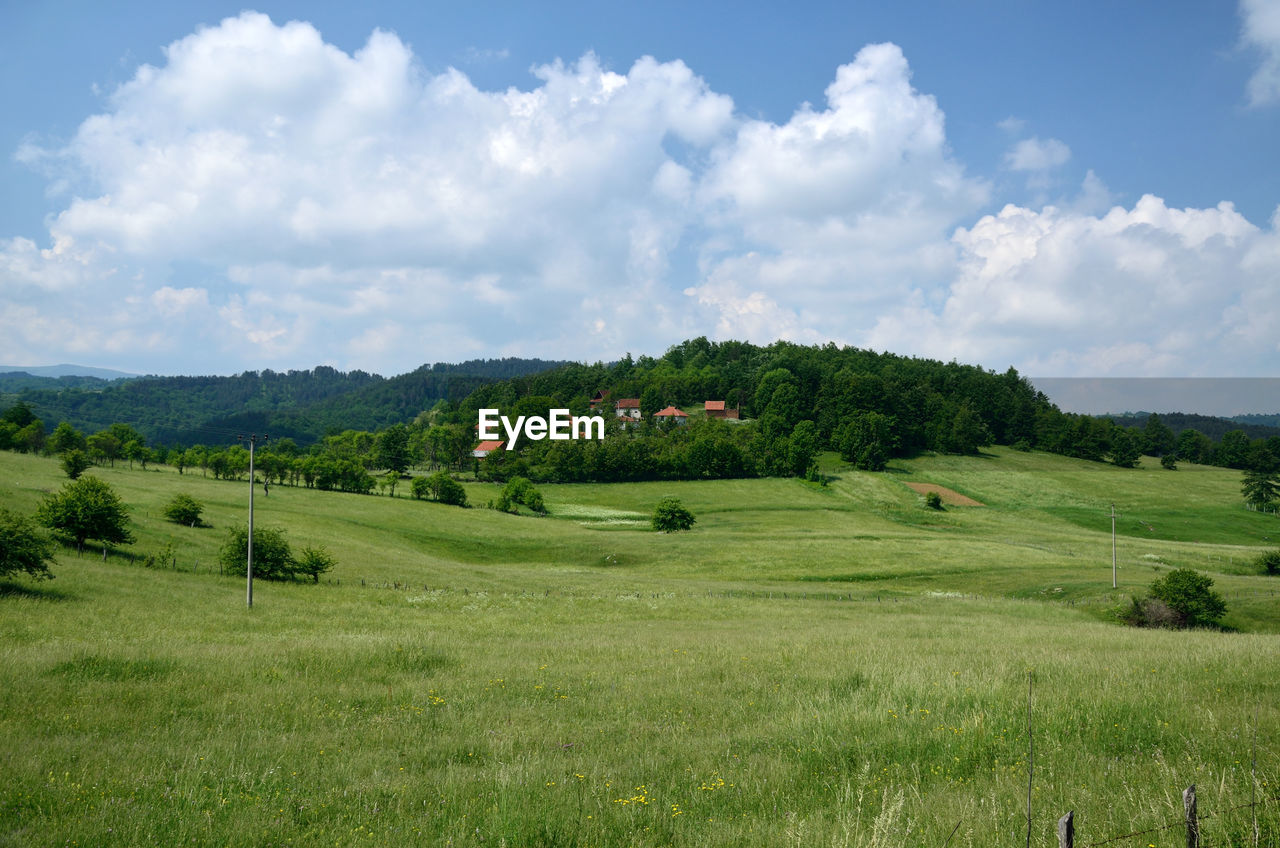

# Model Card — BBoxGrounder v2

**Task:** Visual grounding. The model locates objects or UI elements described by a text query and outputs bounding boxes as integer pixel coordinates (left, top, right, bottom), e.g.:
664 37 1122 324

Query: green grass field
1 448 1277 846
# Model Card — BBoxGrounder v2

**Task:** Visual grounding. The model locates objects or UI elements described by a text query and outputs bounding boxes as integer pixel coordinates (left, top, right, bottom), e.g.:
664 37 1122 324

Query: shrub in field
162 494 205 527
924 491 943 510
1258 549 1280 576
295 545 336 583
37 476 135 553
1146 568 1226 628
652 497 696 532
412 471 468 507
0 508 56 580
61 449 91 480
495 476 544 514
218 525 295 581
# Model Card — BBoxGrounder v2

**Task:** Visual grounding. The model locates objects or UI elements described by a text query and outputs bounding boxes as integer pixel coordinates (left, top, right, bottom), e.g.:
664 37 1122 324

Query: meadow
1 447 1277 846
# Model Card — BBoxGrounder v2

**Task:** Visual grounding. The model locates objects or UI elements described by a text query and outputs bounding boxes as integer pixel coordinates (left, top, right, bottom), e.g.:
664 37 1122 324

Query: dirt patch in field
904 482 985 506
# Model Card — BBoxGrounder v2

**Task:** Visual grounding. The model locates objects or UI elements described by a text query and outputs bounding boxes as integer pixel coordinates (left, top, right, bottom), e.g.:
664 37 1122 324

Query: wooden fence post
1183 784 1198 848
1057 811 1073 848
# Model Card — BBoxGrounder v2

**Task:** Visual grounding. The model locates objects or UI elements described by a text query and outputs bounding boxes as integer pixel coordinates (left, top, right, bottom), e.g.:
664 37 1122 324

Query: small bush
295 545 336 583
1160 454 1178 470
61 449 91 480
0 508 56 581
1258 549 1280 576
1121 597 1183 629
218 525 295 581
924 491 943 510
1146 568 1226 629
162 494 205 527
496 477 545 514
652 497 696 533
429 471 468 507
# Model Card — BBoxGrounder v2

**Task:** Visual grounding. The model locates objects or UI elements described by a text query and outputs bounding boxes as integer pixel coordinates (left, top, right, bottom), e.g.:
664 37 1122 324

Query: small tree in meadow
1257 549 1280 576
162 494 205 527
0 508 56 581
652 497 696 532
924 491 943 510
495 477 544 514
218 525 295 581
413 471 468 507
295 545 336 583
1147 568 1226 629
61 449 91 480
37 476 135 553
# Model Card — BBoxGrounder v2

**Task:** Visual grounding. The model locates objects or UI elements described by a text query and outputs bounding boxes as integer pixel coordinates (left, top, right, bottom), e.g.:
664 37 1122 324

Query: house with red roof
653 406 689 425
704 400 739 420
614 398 642 421
472 440 505 458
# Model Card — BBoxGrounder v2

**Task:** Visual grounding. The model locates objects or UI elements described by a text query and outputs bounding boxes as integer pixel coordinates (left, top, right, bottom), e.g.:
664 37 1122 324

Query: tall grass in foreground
0 449 1277 845
1 562 1275 846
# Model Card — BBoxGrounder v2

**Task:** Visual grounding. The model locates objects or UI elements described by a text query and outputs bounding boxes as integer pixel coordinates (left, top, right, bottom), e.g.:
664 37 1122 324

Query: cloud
1 13 1277 380
867 191 1280 376
1004 136 1071 172
686 42 987 345
1241 0 1280 105
996 116 1026 134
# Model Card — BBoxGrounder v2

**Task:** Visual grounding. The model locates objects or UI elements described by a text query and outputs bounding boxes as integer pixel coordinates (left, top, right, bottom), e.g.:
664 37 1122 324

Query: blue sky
2 1 1279 378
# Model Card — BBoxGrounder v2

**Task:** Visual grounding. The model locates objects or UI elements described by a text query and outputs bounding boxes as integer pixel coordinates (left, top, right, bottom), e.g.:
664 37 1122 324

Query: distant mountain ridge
1104 411 1280 442
8 358 570 446
0 364 137 380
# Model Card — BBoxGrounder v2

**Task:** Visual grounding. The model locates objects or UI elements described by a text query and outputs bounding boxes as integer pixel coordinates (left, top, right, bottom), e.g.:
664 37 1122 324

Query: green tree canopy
37 476 135 552
218 524 294 581
1148 568 1226 629
1108 429 1141 468
61 449 91 480
0 508 56 580
652 496 696 532
162 494 205 527
1242 468 1278 509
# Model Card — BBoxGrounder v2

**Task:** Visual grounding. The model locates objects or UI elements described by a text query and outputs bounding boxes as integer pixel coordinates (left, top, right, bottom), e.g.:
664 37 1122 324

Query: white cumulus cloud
868 192 1280 376
1004 137 1071 172
1 12 1277 379
1241 0 1280 105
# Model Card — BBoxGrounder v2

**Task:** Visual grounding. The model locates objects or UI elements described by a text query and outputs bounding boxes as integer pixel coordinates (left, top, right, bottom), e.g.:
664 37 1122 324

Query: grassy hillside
1 449 1277 846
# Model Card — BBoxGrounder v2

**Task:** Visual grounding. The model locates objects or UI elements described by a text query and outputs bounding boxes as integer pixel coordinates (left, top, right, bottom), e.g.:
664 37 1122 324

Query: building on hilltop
704 400 739 420
472 440 505 458
614 398 642 421
653 406 689 425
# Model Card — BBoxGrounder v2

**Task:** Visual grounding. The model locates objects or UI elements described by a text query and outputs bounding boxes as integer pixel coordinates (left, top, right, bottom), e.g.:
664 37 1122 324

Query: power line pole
238 433 267 607
1105 504 1116 591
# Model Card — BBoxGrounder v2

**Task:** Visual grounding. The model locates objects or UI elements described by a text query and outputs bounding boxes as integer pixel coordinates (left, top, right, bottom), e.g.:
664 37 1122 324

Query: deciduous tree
37 476 135 552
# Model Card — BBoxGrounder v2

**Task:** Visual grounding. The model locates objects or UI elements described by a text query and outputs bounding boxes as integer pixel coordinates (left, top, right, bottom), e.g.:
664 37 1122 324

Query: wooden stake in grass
1183 784 1198 848
1057 810 1073 848
1026 669 1034 848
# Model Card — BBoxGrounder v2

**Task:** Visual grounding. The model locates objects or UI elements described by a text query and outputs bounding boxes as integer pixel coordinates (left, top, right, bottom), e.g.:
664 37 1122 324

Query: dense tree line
3 340 1279 492
7 358 568 447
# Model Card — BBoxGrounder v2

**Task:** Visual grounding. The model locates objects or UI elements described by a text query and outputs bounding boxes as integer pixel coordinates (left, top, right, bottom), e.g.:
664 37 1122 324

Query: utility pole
238 434 267 607
1105 504 1116 591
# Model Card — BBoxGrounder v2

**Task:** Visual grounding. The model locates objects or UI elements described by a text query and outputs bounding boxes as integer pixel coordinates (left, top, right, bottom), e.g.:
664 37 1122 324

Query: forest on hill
2 338 1278 488
4 358 569 446
1106 411 1280 443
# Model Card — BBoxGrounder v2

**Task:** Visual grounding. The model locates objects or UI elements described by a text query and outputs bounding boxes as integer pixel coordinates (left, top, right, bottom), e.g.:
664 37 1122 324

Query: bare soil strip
904 482 985 506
